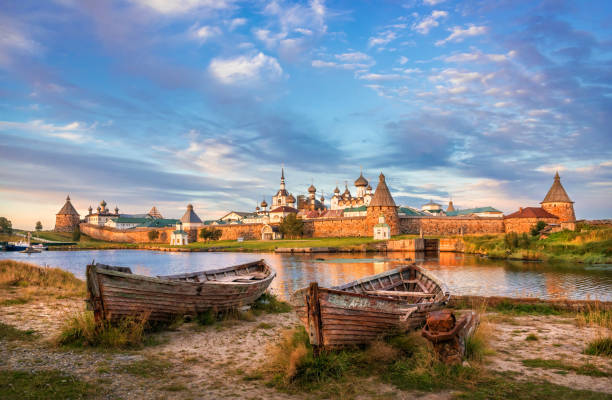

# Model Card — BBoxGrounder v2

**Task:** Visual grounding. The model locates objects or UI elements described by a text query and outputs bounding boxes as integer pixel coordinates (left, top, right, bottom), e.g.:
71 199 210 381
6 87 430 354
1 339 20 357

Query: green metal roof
398 207 427 216
139 218 179 227
113 217 150 224
374 223 389 228
446 207 502 216
343 205 367 212
173 230 187 234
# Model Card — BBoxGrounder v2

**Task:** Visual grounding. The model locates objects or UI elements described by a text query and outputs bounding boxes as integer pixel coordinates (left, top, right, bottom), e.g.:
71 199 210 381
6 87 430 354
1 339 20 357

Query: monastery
55 170 576 245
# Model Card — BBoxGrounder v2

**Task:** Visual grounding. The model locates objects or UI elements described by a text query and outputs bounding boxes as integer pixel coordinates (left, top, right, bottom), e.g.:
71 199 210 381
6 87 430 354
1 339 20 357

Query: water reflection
1 250 611 301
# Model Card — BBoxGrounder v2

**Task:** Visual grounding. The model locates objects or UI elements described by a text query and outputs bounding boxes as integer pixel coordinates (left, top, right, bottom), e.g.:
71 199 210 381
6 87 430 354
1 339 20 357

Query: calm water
2 250 611 301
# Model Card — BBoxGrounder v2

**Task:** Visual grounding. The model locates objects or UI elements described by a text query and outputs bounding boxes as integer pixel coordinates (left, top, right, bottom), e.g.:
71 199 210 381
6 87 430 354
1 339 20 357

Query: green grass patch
0 259 85 298
490 301 562 316
0 322 37 341
252 292 292 314
0 369 97 399
0 297 30 306
159 383 188 392
584 337 612 357
521 358 611 377
525 333 539 341
257 322 275 329
119 358 173 378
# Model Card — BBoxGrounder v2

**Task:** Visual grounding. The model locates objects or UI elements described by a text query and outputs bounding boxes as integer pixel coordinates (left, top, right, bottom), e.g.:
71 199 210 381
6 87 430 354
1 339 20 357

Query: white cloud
208 52 283 84
367 31 397 48
357 73 402 81
129 0 234 14
190 25 221 42
444 49 515 63
312 60 338 68
398 56 409 65
227 18 247 31
0 19 41 66
254 28 286 48
423 0 446 4
335 52 371 62
0 119 95 143
436 24 487 46
412 10 448 35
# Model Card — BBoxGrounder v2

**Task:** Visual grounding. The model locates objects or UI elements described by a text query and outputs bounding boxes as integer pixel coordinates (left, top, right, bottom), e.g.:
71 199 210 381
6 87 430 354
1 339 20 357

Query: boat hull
87 260 275 322
291 264 449 348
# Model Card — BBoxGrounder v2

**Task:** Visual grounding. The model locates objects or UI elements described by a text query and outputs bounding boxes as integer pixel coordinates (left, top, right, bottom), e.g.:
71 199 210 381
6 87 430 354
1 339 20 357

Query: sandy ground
1 296 611 399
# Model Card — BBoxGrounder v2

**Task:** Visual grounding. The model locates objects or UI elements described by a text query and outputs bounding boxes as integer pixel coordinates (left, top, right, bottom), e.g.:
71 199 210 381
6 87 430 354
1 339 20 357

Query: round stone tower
540 172 575 222
54 195 81 232
366 173 399 236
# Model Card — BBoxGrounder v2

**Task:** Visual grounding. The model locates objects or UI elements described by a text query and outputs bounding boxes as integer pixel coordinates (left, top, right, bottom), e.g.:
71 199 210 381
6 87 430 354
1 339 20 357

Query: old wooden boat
86 259 275 322
291 264 450 350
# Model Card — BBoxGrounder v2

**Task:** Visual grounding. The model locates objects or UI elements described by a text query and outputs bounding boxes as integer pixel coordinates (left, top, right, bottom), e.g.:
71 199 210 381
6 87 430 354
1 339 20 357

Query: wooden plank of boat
291 263 450 351
365 290 435 297
87 259 276 322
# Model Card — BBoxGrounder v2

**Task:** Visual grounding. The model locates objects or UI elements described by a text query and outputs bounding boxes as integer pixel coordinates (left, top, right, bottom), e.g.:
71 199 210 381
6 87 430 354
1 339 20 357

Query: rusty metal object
422 309 479 365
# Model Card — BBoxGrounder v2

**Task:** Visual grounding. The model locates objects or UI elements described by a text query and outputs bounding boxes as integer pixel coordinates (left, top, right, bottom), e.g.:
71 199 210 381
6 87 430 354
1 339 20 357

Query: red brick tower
54 195 81 232
366 173 399 236
540 172 575 222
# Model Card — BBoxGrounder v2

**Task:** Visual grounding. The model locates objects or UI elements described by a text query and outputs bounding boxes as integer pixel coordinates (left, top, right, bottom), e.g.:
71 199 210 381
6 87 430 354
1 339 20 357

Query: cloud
0 17 41 67
190 24 221 42
444 49 515 63
128 0 235 15
227 18 247 31
398 56 409 65
0 119 97 143
423 0 446 5
368 31 397 48
436 24 487 46
357 73 402 81
208 52 283 85
412 10 448 35
335 52 371 62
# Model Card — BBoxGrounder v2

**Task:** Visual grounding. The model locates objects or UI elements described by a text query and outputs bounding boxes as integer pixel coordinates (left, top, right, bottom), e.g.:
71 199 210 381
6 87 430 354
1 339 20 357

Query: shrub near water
584 337 612 357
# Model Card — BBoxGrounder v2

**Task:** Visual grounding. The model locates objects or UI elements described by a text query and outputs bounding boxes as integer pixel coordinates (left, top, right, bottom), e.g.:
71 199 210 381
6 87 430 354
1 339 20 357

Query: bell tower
540 172 575 222
366 173 399 236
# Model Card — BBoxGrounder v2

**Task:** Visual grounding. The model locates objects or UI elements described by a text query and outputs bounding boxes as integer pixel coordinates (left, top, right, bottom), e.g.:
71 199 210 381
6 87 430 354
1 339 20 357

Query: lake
2 250 611 301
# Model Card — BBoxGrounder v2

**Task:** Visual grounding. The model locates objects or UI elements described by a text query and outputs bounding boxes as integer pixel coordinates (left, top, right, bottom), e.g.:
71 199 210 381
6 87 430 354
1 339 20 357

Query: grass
0 259 86 299
119 357 173 378
194 292 291 327
525 333 539 341
462 224 612 263
261 325 610 399
521 358 611 377
487 301 563 316
0 369 98 399
584 336 612 357
0 322 37 341
57 310 151 349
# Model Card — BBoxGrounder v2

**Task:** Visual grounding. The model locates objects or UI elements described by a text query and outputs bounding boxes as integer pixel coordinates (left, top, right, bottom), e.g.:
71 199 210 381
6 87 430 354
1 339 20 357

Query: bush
279 213 304 239
57 311 149 349
147 230 160 241
252 292 292 314
530 221 547 237
0 217 12 235
584 336 612 357
199 228 222 242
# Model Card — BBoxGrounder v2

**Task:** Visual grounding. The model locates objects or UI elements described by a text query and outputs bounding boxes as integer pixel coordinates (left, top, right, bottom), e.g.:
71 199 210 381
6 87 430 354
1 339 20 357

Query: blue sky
0 0 611 229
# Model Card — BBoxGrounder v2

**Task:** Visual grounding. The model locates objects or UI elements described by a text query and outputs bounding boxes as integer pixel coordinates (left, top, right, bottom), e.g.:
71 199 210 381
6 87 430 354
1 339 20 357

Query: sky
0 0 611 230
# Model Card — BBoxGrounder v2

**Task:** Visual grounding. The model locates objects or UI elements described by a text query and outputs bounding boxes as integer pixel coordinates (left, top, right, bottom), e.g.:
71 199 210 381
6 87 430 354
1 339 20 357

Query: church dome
308 184 316 193
100 200 107 207
334 186 340 194
354 172 368 187
261 199 268 208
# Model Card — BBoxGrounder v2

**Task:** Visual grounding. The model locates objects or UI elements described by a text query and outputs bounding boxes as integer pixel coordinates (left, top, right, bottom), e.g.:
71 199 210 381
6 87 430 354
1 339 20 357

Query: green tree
199 228 212 242
279 213 304 239
72 225 81 242
530 221 547 237
211 229 222 241
0 217 12 235
35 221 43 231
147 230 160 241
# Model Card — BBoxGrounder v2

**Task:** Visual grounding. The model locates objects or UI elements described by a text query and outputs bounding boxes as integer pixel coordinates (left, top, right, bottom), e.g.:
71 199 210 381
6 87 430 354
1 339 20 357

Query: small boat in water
291 264 450 350
86 259 276 322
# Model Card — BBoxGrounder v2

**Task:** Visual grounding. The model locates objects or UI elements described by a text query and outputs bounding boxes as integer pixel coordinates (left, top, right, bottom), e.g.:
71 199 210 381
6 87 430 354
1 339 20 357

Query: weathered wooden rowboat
291 264 450 350
86 259 275 322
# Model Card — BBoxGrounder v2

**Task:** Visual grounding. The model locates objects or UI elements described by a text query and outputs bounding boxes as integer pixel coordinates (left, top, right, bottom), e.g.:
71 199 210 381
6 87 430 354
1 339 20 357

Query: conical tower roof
181 204 202 223
541 172 573 203
148 206 163 218
369 173 396 207
57 195 80 216
447 200 455 212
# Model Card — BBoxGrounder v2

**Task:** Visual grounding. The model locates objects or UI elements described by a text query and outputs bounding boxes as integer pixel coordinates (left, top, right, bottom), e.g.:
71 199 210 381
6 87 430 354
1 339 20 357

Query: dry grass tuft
56 311 149 349
364 340 400 364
